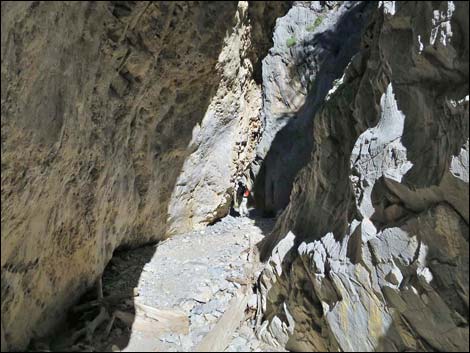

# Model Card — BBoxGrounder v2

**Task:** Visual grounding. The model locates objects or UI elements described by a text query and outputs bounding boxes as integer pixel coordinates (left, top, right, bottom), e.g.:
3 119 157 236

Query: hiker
239 186 250 217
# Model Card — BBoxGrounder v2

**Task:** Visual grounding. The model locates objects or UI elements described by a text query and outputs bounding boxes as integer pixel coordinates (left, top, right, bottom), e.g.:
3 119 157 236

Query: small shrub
306 16 324 32
286 36 297 48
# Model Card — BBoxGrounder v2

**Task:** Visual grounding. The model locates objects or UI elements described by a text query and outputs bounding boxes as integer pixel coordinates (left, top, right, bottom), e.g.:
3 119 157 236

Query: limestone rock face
2 1 469 351
252 1 374 214
1 1 290 350
258 1 469 351
167 1 291 234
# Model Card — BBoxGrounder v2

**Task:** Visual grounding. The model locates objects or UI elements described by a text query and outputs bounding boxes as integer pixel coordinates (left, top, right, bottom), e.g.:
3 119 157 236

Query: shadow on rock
253 1 373 216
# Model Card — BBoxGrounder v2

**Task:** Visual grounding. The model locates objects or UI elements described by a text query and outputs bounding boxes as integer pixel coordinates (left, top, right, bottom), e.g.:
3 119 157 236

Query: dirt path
42 214 284 352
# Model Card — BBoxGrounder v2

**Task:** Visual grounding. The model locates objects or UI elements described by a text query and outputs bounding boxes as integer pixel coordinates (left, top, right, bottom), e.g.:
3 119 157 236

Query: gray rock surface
167 1 292 234
252 1 374 214
47 214 278 352
257 1 469 351
1 1 469 352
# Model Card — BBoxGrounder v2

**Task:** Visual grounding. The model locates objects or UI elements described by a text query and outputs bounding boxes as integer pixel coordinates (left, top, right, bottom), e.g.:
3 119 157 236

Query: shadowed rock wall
0 1 290 350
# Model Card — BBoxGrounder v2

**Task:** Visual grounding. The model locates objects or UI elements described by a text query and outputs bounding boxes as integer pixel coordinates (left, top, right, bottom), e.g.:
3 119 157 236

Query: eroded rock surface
1 1 290 350
167 2 289 233
257 1 469 351
1 1 469 352
252 1 374 214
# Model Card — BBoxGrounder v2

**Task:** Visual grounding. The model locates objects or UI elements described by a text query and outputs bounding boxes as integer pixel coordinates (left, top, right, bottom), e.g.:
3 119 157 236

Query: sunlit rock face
252 1 374 215
0 1 291 350
167 1 293 234
258 1 469 351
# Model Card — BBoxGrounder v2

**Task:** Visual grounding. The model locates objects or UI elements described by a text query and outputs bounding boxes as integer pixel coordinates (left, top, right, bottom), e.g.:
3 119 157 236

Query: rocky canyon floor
35 212 283 352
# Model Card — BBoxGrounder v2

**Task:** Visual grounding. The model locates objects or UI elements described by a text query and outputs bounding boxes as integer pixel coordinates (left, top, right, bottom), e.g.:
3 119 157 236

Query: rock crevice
257 1 469 351
0 1 291 350
1 1 469 352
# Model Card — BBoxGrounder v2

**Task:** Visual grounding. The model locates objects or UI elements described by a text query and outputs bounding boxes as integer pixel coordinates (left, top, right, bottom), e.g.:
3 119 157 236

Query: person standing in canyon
240 186 250 217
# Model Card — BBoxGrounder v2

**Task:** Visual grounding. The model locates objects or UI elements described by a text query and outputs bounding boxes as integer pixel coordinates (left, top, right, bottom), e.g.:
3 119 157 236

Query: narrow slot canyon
1 1 469 352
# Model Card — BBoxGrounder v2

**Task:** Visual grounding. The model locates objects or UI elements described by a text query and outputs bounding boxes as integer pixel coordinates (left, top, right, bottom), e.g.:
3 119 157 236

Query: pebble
190 314 206 326
180 300 196 312
193 287 213 303
192 299 224 315
247 294 258 309
232 336 248 346
203 313 218 322
226 336 250 352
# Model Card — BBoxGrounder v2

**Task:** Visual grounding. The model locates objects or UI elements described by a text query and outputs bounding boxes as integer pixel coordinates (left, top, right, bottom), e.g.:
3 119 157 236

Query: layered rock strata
257 1 469 351
252 1 374 215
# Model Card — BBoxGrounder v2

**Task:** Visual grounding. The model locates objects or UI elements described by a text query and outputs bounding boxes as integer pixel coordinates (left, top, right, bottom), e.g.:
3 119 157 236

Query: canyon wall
1 1 469 352
167 2 291 233
252 1 374 215
0 1 290 350
257 1 469 351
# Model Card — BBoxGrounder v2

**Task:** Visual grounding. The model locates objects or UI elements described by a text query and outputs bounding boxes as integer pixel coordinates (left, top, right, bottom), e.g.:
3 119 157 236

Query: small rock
250 340 261 350
181 300 196 312
193 287 213 303
191 314 207 326
230 336 249 350
247 294 257 309
203 313 218 322
219 281 229 291
385 268 402 286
